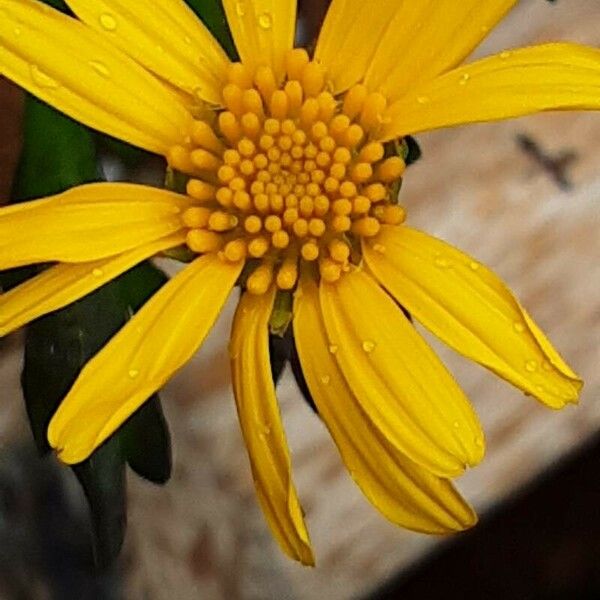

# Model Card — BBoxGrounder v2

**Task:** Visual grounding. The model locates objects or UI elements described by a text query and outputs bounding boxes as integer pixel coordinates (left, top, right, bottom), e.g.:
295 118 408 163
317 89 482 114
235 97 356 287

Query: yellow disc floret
168 50 407 294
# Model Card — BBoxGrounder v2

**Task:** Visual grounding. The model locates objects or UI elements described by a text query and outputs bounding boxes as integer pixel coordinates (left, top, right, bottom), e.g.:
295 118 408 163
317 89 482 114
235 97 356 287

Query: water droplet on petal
258 11 273 29
416 96 430 105
362 340 376 353
99 13 118 31
525 360 538 373
328 345 338 354
320 375 331 385
500 51 511 60
184 35 192 45
453 421 460 429
13 27 22 36
235 1 246 17
459 73 470 85
474 437 484 449
128 369 140 379
373 243 386 254
30 65 60 89
92 268 104 277
89 60 110 78
434 255 450 268
469 261 480 271
513 322 525 333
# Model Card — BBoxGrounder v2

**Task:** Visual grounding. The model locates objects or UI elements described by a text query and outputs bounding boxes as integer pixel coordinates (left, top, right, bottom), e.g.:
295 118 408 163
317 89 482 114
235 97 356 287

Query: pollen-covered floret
168 49 407 294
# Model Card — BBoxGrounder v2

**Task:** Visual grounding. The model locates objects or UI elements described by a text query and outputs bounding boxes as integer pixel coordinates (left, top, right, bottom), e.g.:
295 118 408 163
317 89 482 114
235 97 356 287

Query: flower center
168 50 406 294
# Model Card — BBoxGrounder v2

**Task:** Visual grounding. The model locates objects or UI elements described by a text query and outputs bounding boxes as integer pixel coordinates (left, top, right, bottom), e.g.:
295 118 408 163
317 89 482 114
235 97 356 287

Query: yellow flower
0 0 594 565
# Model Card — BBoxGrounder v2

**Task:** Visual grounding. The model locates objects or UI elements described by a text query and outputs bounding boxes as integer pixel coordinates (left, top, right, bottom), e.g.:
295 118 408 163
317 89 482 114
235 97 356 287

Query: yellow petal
0 233 185 337
314 0 402 94
0 183 190 269
65 0 230 105
364 0 517 101
222 0 296 81
0 0 192 155
380 43 600 140
294 276 477 533
363 226 582 409
230 288 314 565
48 254 242 463
320 269 484 478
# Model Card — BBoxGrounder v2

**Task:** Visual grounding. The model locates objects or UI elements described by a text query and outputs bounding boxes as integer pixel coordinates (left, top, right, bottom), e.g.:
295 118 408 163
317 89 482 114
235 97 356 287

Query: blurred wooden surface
0 1 599 599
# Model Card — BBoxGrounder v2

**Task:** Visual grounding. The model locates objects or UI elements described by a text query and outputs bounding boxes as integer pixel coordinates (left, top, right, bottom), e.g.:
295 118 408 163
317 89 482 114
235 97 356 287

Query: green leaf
73 437 127 571
185 0 238 60
12 96 100 202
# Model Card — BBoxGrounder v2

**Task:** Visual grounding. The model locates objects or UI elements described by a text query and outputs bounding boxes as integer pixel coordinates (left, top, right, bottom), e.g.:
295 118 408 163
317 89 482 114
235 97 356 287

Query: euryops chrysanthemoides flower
0 0 597 565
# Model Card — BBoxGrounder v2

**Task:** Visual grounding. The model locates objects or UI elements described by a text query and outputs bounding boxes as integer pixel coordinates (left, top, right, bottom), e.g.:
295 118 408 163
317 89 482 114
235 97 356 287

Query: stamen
187 179 216 201
178 56 410 293
286 49 310 80
247 262 274 295
277 258 299 290
377 157 406 182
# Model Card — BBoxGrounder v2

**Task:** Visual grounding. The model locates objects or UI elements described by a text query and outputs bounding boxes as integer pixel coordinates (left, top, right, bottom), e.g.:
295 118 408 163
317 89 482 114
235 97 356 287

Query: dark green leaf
269 330 292 386
289 332 318 415
403 136 422 166
185 0 238 60
73 437 127 571
12 96 100 203
120 398 171 484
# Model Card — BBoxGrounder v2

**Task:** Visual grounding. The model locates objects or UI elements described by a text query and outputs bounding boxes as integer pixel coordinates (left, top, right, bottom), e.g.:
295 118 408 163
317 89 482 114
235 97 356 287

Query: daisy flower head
0 0 597 565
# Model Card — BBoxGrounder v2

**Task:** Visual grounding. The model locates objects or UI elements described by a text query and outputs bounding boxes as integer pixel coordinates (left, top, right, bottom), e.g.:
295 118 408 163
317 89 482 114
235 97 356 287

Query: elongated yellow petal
0 183 190 269
364 0 517 100
294 276 476 533
380 44 600 140
0 233 185 337
363 226 582 409
48 254 242 463
0 0 192 154
320 269 484 478
230 288 313 565
65 0 230 105
222 0 296 81
314 0 402 94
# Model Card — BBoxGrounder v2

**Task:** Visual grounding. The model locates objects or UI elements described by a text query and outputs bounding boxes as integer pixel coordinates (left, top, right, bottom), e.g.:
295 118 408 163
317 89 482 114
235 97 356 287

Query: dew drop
513 322 525 333
373 243 386 254
99 13 117 31
128 368 140 379
362 340 376 353
328 345 338 355
474 437 484 449
320 375 331 385
469 261 480 271
184 35 192 45
258 11 273 30
89 60 110 78
30 65 60 90
416 96 430 104
525 360 538 373
92 268 104 277
13 27 22 36
500 51 511 60
235 1 246 16
434 255 450 268
453 421 460 429
535 385 544 394
459 73 470 85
